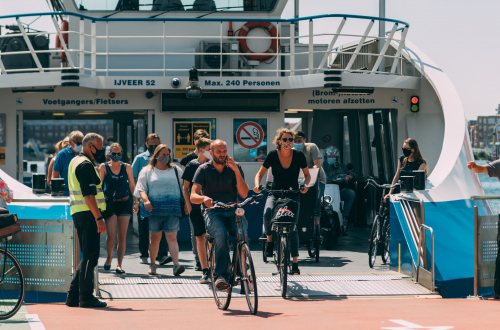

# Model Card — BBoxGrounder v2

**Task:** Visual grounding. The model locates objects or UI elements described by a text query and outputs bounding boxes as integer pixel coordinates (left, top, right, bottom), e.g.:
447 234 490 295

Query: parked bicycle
0 210 24 320
364 178 399 268
205 194 262 315
261 188 300 298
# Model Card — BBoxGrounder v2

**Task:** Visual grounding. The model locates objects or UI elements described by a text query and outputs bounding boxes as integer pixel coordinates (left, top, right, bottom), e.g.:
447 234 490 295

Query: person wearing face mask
99 143 136 274
131 133 170 266
181 137 212 283
324 146 357 232
190 139 249 290
53 130 84 196
65 133 107 308
386 138 427 198
134 144 186 277
254 128 311 276
293 131 326 230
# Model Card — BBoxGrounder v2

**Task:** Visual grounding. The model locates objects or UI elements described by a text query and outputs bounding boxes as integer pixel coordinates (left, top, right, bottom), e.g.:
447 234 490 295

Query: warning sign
236 121 264 150
173 120 213 160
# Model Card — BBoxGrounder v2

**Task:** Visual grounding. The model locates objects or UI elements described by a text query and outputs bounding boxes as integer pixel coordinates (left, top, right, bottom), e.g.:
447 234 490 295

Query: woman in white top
134 144 187 276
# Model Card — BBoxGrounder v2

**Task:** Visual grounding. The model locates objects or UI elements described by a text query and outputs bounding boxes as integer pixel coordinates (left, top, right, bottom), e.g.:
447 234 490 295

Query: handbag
0 212 20 239
173 166 187 215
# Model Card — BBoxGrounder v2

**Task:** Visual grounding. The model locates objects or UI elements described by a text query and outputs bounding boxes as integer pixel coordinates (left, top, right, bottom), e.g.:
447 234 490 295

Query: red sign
236 121 264 149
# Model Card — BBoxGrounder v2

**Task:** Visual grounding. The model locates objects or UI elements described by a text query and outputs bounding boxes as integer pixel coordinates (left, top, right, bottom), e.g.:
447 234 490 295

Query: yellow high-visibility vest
68 155 106 216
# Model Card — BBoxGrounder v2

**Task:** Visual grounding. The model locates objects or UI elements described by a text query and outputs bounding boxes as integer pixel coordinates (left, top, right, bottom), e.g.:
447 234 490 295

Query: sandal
116 266 125 274
103 264 111 271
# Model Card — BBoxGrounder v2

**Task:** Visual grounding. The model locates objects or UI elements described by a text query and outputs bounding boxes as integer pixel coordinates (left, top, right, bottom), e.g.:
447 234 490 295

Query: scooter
321 183 343 249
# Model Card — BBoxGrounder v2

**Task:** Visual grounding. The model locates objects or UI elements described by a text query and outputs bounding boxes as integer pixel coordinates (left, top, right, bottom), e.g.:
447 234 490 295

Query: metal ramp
97 273 435 299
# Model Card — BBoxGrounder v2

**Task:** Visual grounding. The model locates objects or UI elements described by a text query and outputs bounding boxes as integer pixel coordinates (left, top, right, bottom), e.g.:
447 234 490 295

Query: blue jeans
340 188 356 219
263 194 300 258
204 209 248 281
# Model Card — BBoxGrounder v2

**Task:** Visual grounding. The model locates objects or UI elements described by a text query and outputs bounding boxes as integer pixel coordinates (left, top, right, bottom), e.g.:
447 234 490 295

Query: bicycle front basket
0 213 20 238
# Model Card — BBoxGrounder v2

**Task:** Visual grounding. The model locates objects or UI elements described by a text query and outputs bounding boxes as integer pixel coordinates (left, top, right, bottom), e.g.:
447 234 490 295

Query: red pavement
26 297 500 329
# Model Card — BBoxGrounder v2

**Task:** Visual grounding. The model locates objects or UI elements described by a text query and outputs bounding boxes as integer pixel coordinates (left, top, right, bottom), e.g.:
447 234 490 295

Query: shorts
189 205 206 236
104 199 132 217
148 215 180 232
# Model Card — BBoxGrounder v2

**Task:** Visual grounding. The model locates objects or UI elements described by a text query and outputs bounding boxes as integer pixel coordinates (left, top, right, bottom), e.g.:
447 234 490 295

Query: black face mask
92 146 106 164
147 145 158 155
402 148 412 157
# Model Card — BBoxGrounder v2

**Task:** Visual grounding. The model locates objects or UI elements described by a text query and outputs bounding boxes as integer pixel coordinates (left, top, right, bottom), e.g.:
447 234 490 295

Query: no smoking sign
236 121 264 149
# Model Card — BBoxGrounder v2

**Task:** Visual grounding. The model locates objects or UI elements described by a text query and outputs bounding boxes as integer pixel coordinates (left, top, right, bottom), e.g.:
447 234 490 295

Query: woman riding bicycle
253 128 310 275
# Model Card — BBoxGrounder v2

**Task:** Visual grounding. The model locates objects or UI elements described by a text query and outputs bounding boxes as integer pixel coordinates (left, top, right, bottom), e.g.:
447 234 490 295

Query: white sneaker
140 257 148 264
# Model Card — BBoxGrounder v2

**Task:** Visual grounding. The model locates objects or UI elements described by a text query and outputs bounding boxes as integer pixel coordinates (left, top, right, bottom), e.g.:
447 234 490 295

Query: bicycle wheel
240 243 258 315
381 217 391 264
0 248 24 320
368 215 379 268
313 222 320 262
208 243 231 310
279 235 288 298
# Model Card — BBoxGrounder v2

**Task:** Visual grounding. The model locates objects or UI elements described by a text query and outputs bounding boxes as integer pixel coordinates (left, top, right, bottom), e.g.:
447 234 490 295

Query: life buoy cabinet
55 20 69 62
238 22 278 62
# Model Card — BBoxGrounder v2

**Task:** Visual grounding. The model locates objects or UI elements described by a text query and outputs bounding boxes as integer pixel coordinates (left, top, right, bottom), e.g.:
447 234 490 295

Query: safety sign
173 120 212 160
236 121 264 150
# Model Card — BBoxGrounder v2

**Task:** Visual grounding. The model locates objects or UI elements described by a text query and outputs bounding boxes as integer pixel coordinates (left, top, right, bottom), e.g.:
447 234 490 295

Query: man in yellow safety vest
65 133 108 308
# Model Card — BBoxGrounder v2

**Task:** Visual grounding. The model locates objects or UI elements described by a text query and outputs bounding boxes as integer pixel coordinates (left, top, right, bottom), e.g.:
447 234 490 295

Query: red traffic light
410 96 419 104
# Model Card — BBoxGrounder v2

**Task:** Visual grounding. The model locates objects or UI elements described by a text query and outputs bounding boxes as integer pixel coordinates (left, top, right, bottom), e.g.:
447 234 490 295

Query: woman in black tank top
387 138 427 197
98 143 137 274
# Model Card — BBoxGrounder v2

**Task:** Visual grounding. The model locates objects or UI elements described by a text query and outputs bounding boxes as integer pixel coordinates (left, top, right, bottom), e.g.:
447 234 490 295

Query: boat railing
0 11 419 79
471 195 500 298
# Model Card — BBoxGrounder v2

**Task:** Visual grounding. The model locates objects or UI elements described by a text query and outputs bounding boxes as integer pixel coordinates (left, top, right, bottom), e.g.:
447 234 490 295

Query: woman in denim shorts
134 144 186 276
99 143 137 274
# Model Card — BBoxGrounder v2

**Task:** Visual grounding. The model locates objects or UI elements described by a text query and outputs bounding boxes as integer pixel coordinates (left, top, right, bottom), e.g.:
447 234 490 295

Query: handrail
417 223 435 291
0 11 410 27
0 11 415 79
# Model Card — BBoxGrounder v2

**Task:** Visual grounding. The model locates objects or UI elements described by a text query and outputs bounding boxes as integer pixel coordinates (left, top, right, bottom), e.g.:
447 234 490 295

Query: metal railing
0 11 418 78
471 195 499 298
416 224 435 291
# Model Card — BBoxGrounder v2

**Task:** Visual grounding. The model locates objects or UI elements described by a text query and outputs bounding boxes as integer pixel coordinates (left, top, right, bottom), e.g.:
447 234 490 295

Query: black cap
294 131 306 138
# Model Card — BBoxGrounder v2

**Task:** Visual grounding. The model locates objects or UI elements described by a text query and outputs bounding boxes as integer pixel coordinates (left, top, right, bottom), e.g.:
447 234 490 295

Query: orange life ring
55 20 69 62
238 22 278 62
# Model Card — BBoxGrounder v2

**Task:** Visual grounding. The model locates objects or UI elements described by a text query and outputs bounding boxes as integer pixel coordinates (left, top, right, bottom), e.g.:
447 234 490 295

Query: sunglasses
111 152 122 156
281 137 294 142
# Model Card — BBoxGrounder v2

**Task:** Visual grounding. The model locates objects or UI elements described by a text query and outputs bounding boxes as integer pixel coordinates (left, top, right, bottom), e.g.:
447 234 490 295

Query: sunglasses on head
281 137 294 142
111 152 121 156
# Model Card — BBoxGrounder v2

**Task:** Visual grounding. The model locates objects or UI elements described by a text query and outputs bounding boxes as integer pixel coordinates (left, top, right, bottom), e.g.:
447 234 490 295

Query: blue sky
1 0 498 119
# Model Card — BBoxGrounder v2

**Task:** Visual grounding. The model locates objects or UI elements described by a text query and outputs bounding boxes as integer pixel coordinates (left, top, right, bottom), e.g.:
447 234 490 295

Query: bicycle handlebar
205 194 264 210
363 178 400 190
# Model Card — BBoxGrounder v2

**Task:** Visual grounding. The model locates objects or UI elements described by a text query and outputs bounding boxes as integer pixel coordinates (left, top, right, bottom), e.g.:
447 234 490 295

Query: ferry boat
0 0 491 300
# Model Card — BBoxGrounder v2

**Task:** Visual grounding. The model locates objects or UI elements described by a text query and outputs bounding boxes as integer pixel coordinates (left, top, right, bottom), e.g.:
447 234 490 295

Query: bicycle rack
416 224 435 291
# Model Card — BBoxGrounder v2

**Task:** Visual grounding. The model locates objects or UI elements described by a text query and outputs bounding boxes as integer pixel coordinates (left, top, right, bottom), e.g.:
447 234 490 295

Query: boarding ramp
96 227 436 300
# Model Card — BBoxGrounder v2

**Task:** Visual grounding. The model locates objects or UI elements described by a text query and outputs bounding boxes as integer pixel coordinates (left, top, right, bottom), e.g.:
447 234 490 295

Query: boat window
74 0 278 12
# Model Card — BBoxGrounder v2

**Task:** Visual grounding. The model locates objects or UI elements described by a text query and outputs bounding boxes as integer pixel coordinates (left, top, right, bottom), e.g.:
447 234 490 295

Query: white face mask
202 150 212 161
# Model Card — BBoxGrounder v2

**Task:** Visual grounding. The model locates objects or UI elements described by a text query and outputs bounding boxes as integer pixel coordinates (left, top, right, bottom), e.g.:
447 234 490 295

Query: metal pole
474 205 479 297
378 0 386 71
294 0 299 41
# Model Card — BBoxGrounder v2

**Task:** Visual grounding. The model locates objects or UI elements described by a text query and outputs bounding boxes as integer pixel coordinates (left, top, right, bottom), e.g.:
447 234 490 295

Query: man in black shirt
182 137 212 283
190 139 248 290
66 133 107 308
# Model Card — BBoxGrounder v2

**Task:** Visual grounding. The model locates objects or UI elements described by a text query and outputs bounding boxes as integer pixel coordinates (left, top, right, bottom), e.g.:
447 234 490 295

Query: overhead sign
172 119 215 160
236 121 264 150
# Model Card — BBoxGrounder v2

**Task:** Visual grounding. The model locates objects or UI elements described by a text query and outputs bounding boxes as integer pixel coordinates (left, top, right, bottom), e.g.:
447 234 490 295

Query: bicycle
0 212 24 320
364 178 399 268
261 188 300 298
205 194 262 315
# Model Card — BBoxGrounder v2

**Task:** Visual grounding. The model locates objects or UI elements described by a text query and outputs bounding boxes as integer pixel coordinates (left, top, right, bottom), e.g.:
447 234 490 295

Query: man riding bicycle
190 139 249 290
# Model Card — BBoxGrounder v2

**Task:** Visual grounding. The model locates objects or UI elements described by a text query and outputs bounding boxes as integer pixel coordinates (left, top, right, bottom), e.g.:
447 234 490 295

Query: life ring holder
55 19 69 62
238 22 278 62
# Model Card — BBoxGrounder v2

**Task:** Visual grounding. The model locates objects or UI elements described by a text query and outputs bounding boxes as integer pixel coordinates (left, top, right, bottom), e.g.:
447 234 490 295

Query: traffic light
410 96 420 112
